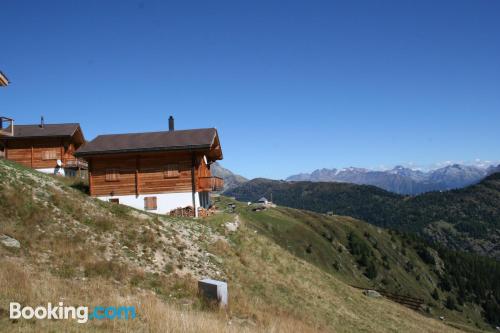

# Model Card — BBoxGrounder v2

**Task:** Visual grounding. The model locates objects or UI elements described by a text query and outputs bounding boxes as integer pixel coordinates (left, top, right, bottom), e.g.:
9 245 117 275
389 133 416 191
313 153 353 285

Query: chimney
169 116 174 131
40 116 45 128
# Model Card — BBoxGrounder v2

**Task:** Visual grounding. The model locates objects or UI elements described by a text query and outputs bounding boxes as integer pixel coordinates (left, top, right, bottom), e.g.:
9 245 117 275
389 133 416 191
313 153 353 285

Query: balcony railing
198 176 224 192
65 158 88 169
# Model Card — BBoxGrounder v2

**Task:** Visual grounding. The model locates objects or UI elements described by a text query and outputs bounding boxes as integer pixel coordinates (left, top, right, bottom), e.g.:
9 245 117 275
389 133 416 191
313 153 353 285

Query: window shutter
164 164 179 178
105 169 120 182
42 150 57 160
144 197 157 210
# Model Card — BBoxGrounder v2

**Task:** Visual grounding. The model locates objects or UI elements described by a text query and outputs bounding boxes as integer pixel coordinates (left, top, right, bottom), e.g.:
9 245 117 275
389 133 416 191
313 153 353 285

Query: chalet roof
75 128 221 157
2 123 83 139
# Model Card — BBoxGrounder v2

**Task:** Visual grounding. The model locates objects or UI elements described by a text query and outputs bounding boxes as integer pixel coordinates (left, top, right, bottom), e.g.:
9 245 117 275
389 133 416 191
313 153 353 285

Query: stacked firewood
198 205 218 218
169 206 195 217
169 205 218 218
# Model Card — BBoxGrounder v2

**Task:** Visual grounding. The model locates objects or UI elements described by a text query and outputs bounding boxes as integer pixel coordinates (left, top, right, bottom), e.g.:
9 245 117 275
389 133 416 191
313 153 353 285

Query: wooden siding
64 143 78 164
196 156 215 192
5 138 60 169
88 151 213 197
2 137 84 170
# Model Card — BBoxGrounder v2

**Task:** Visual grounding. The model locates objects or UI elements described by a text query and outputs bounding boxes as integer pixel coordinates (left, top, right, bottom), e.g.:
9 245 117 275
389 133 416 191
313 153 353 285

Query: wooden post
135 155 140 197
31 145 34 168
191 152 197 217
88 158 93 196
60 139 65 165
4 142 7 160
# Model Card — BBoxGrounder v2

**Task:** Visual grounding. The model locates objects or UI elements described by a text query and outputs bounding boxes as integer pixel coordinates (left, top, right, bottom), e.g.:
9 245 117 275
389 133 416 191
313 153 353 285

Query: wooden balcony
0 117 14 137
65 158 88 169
0 71 9 87
198 176 224 192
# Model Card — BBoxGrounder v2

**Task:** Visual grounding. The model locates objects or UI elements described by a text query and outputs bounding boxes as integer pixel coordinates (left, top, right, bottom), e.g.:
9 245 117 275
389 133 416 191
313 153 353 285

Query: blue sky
1 1 499 179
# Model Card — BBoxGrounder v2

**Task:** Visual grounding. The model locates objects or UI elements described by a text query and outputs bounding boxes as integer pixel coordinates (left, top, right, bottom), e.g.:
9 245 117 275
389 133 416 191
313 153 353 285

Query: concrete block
198 279 228 307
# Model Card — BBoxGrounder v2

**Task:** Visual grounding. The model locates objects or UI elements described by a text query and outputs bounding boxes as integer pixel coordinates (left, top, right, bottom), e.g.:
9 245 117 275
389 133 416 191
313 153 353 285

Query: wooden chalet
0 118 87 176
74 117 223 216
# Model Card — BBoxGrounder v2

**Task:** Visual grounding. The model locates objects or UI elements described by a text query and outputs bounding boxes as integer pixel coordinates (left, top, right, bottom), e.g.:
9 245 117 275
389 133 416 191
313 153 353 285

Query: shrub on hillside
445 295 457 310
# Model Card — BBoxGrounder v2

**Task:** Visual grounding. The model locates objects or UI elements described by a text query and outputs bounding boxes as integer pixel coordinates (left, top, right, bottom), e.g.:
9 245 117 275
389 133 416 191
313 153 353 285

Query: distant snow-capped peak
286 162 500 195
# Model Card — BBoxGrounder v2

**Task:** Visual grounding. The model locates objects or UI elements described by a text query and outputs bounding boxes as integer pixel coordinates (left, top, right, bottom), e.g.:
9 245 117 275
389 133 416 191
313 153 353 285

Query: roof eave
75 144 213 158
2 134 74 140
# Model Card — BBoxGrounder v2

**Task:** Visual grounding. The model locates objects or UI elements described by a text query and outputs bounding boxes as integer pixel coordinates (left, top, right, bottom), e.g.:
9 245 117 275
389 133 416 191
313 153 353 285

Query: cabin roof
2 123 83 139
75 128 222 159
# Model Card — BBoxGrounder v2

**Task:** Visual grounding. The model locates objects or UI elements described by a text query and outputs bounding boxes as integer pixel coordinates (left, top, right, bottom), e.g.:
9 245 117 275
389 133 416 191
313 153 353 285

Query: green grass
208 196 492 331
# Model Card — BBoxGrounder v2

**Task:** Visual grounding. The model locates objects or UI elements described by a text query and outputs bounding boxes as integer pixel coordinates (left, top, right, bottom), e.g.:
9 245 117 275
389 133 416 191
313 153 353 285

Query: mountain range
211 162 248 191
287 164 500 195
225 172 500 261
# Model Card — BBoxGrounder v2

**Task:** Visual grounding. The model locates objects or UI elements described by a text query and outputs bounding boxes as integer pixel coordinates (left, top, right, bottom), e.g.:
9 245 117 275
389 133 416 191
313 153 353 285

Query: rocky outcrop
0 234 20 249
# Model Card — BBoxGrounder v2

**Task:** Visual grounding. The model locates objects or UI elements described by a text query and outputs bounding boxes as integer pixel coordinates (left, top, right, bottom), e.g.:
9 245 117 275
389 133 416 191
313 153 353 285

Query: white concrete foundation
36 168 80 177
97 192 202 215
36 167 65 176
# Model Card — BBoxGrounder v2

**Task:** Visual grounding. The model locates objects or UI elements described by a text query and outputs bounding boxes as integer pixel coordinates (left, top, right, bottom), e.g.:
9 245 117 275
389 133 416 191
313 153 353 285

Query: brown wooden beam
60 139 65 165
31 145 34 168
135 155 140 197
191 152 197 216
88 158 93 196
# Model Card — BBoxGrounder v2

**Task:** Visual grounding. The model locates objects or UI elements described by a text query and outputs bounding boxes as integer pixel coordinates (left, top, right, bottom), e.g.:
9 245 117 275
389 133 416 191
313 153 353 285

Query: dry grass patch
0 257 321 333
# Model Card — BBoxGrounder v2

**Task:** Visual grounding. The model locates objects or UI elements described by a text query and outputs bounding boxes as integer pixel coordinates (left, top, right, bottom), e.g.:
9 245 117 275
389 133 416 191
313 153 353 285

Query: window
109 198 119 204
105 169 120 182
164 164 179 178
144 197 157 210
42 150 57 160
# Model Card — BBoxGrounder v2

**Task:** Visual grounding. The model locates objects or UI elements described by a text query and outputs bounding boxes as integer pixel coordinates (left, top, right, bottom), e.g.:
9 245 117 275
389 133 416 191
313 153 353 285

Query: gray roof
2 123 82 139
75 128 218 156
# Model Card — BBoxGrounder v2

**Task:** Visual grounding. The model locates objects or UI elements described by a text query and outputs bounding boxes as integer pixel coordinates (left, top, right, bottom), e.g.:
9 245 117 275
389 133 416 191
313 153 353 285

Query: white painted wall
36 168 80 177
36 167 65 176
97 192 201 216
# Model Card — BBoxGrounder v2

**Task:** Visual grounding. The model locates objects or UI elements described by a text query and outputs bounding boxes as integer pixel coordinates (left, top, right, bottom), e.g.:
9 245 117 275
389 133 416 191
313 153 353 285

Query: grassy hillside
0 159 484 332
225 176 500 260
214 197 499 330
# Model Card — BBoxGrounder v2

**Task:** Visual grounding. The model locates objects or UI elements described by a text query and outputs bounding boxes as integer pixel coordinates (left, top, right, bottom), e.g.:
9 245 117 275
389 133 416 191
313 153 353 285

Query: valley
226 175 500 260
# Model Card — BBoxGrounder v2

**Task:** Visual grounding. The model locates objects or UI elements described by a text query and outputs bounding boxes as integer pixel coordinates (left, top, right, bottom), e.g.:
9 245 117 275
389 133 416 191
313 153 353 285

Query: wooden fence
350 285 425 311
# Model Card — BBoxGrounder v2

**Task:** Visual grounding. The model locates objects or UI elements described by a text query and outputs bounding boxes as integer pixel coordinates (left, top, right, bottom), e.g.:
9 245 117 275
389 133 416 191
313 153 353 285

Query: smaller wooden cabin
257 197 269 205
74 117 223 216
0 119 87 176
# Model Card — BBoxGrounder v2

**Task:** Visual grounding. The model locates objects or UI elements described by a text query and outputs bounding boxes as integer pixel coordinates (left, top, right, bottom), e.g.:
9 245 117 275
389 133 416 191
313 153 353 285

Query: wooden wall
88 151 213 197
3 138 78 169
197 156 211 178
